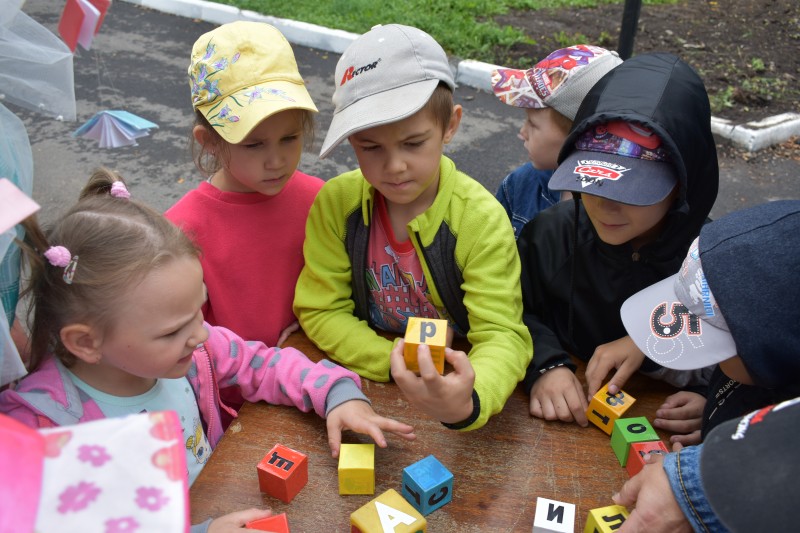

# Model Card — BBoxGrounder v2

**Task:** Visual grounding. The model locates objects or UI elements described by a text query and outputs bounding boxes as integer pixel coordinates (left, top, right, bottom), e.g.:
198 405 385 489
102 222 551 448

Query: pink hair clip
110 181 131 199
44 246 79 284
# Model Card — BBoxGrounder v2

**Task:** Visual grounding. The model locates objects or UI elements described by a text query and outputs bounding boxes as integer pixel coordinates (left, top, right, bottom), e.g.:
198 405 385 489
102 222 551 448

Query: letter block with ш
532 497 575 533
586 383 636 435
351 489 427 533
401 455 453 516
625 440 669 477
583 504 628 533
257 444 308 503
403 317 447 374
339 443 375 495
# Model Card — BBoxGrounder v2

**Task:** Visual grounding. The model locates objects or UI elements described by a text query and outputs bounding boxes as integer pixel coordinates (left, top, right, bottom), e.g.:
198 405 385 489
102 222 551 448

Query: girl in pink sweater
0 169 415 533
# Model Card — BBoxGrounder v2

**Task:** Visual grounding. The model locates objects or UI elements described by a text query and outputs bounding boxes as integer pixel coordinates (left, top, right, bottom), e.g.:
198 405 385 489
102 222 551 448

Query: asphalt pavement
13 0 800 224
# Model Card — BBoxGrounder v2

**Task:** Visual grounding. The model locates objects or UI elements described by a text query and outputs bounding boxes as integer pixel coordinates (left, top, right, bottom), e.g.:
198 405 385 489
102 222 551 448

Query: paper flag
58 0 112 52
73 110 159 148
0 178 40 234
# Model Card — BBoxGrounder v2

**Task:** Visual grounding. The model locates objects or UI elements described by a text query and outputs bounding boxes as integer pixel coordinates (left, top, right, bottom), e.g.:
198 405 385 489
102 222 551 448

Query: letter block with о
583 504 628 533
403 317 447 374
610 417 660 466
257 444 308 503
351 489 426 533
625 440 669 477
401 455 453 516
586 383 636 435
339 443 375 495
533 497 575 533
246 512 290 533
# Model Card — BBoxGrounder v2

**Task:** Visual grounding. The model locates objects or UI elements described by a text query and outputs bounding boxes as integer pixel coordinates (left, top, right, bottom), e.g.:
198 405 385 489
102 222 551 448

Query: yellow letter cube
583 504 629 533
351 489 426 533
338 443 374 495
586 383 636 435
403 317 447 374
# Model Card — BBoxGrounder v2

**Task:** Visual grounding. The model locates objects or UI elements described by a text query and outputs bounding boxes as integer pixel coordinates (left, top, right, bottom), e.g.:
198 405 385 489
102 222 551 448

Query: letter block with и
246 512 290 533
403 317 447 374
339 443 375 495
583 504 628 533
625 440 669 478
351 489 427 533
610 417 660 466
257 444 308 503
533 497 575 533
401 454 453 516
586 383 636 435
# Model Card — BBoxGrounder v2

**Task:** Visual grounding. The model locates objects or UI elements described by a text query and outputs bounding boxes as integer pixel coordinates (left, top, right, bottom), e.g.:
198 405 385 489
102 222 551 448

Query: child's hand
207 508 275 532
275 321 300 347
612 454 693 533
326 399 416 458
585 336 646 400
653 391 705 447
390 340 476 425
529 367 588 426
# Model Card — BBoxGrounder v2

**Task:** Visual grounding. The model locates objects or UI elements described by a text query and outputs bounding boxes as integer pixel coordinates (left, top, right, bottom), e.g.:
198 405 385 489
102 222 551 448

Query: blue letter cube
401 454 453 516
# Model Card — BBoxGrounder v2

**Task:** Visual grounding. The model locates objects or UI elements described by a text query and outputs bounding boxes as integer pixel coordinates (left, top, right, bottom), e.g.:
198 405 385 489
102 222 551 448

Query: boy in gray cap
294 24 532 431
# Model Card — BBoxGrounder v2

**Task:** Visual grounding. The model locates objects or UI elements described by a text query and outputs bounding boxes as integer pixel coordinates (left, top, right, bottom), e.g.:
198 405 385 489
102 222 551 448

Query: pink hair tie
44 246 79 284
110 181 131 199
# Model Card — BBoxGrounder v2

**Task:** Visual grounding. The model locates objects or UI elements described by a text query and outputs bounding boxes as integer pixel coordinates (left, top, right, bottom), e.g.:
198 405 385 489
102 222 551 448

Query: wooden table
190 332 677 532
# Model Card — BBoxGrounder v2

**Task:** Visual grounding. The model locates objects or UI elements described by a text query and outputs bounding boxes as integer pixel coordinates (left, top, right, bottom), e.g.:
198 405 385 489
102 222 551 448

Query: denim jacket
494 162 557 239
663 447 729 533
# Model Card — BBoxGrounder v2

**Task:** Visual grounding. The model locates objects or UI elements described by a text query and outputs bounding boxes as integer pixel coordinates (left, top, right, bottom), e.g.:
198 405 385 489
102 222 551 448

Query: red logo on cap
340 59 381 86
574 164 623 181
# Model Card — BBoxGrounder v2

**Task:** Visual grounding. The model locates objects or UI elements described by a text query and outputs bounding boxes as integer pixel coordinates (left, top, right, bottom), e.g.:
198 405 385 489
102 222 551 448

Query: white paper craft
73 110 159 148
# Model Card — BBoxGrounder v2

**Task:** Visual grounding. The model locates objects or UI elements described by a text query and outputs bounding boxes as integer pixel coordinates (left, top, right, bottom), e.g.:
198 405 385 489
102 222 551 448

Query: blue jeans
494 163 558 239
663 447 730 532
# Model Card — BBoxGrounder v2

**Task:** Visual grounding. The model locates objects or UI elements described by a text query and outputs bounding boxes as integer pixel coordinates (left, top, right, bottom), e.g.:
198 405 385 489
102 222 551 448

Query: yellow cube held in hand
338 443 375 495
586 383 636 435
584 504 629 533
403 317 447 374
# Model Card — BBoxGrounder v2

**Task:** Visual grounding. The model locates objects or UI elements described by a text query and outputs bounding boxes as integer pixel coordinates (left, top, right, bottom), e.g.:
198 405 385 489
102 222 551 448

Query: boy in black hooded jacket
517 53 718 430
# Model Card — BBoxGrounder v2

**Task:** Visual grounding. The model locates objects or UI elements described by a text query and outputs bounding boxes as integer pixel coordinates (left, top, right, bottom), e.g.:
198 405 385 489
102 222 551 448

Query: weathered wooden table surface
190 331 676 531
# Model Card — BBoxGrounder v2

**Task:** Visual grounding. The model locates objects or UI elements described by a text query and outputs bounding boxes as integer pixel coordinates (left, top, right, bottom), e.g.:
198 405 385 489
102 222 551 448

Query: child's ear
192 125 214 149
60 324 103 364
443 104 463 145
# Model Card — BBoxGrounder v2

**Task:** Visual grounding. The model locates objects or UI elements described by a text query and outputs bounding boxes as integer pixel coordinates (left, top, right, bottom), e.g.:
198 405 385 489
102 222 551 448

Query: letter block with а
401 455 453 516
626 440 669 477
586 383 636 435
583 504 628 533
338 443 375 495
351 489 426 533
533 497 575 533
403 317 447 374
257 444 308 503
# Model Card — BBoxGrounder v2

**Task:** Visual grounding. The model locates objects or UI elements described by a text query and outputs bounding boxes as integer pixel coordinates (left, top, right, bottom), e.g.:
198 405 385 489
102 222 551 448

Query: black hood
561 53 719 260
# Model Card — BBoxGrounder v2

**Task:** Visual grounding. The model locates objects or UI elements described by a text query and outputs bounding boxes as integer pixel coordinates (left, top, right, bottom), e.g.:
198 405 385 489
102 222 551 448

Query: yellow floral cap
188 21 318 144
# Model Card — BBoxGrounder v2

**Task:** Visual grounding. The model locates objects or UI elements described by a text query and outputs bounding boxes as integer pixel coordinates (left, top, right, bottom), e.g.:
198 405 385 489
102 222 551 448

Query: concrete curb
122 0 800 151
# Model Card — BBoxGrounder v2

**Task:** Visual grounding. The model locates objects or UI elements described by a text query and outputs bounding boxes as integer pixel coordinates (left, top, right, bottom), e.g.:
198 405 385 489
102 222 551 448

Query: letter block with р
625 440 669 477
257 444 308 503
532 497 575 533
610 417 659 466
339 443 375 495
401 454 453 516
351 489 426 533
403 317 447 374
586 383 636 435
246 512 290 533
583 504 628 533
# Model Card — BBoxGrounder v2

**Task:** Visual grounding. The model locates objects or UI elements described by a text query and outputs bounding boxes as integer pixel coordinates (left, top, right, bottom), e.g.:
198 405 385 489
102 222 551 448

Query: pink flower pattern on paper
57 481 101 513
78 444 112 467
135 487 170 511
105 517 140 533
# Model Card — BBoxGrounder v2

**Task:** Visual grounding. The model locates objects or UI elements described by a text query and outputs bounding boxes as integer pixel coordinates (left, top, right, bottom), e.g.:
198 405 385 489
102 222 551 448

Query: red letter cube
257 444 308 503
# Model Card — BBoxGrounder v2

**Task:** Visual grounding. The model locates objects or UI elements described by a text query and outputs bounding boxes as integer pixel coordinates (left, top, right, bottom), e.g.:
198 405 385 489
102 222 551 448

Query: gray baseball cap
319 24 455 159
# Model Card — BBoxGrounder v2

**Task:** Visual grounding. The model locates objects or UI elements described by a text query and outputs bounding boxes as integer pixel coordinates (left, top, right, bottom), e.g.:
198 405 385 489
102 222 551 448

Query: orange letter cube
257 444 308 503
246 512 290 533
351 489 427 533
626 440 669 477
583 504 629 533
586 383 636 435
403 317 447 374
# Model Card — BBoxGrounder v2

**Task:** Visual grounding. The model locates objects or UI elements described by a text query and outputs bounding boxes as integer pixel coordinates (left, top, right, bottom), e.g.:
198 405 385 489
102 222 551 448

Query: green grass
213 0 676 64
